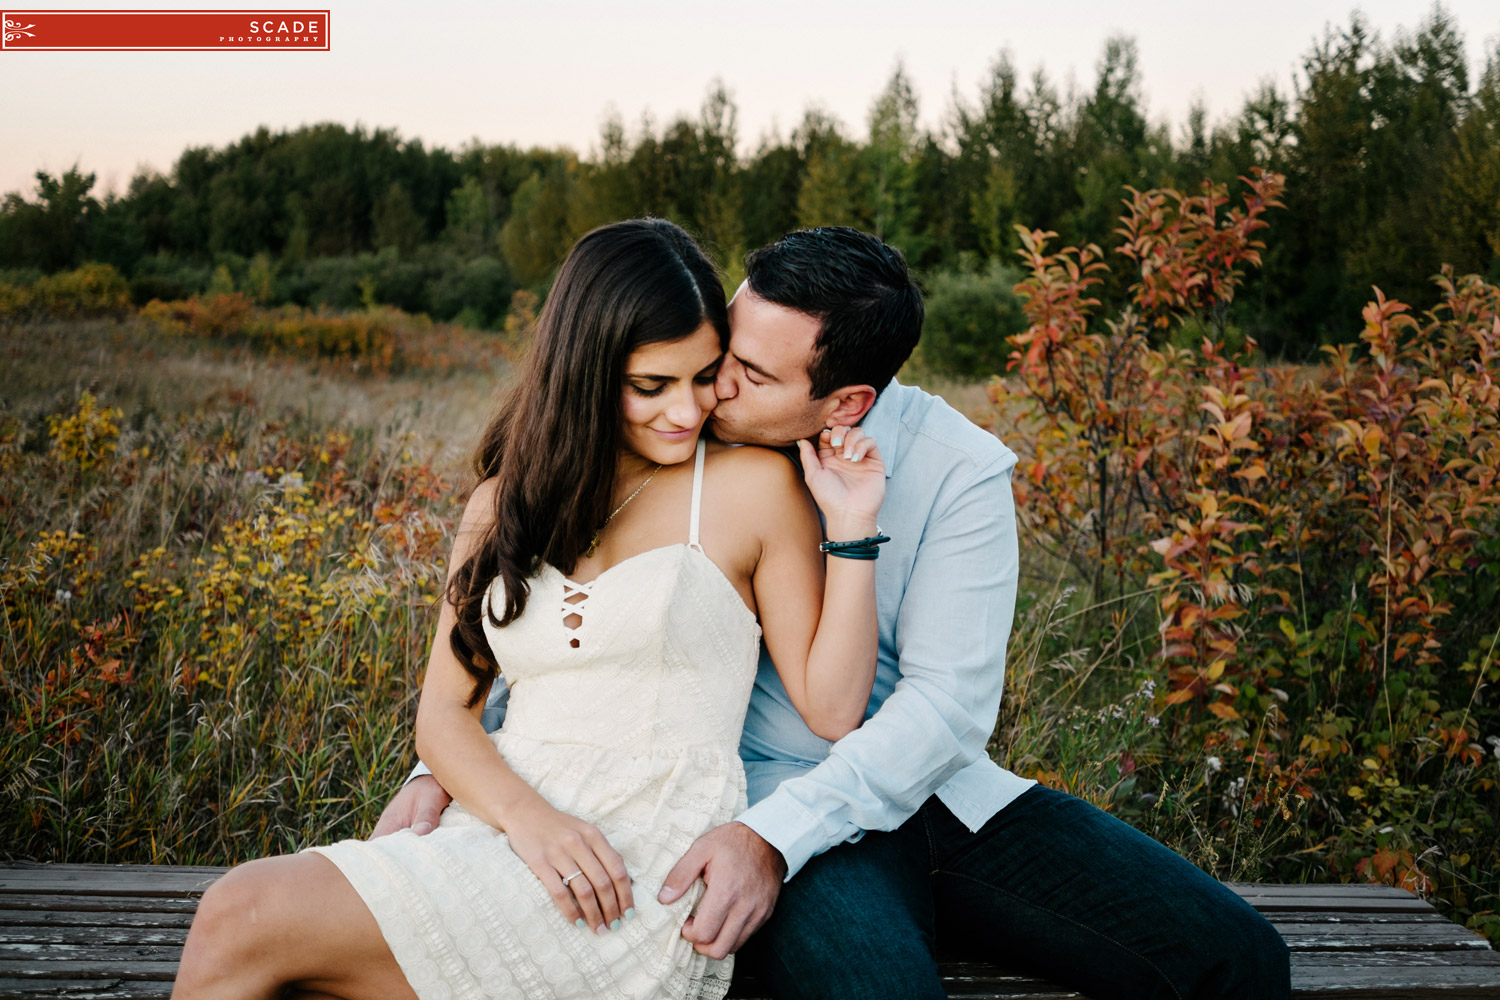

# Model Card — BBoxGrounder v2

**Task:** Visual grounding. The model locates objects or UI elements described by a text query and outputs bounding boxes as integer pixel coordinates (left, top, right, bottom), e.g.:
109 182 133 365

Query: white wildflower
54 588 72 604
1147 715 1161 728
1206 755 1223 773
1222 776 1247 816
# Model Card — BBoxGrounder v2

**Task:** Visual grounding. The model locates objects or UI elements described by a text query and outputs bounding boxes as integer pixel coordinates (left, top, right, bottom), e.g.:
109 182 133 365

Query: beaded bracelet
820 533 891 560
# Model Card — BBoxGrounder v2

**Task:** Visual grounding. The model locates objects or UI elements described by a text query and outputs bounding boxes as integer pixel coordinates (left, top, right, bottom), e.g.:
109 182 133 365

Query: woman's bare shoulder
458 476 501 530
703 440 802 489
702 440 813 523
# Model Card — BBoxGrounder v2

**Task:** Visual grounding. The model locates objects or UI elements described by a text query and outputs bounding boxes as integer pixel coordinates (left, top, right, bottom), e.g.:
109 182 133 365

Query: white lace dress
308 439 761 999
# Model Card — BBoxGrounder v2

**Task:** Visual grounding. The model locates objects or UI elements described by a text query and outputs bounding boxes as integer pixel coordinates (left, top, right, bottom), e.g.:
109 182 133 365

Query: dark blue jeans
739 785 1291 1000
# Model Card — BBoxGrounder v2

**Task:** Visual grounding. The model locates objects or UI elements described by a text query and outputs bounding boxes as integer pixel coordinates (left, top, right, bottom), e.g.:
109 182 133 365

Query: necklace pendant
585 533 600 558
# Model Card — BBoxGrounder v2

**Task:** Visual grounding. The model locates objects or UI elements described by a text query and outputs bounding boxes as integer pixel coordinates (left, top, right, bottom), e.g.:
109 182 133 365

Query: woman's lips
654 426 697 441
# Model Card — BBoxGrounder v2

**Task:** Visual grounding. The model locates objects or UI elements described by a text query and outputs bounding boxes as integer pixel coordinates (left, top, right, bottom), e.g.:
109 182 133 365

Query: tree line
3 6 1496 369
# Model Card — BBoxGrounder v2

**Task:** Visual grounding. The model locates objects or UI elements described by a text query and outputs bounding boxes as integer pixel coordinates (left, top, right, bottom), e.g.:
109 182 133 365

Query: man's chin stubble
708 415 783 449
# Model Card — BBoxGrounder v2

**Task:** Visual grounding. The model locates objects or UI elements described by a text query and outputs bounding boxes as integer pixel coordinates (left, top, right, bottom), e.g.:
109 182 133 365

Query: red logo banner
1 10 329 50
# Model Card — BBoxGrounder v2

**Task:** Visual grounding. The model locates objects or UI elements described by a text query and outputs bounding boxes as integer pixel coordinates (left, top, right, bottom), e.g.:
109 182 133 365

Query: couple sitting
172 221 1290 1000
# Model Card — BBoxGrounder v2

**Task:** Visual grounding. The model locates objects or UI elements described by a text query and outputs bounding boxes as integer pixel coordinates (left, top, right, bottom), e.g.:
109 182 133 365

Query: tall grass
1 316 504 862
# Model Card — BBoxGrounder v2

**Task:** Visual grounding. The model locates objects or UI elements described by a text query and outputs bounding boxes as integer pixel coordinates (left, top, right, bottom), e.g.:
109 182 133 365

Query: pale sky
2 1 1497 200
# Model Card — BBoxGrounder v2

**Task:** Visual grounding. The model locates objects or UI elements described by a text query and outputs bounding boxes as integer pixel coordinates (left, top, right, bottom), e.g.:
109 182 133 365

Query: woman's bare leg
172 853 417 1000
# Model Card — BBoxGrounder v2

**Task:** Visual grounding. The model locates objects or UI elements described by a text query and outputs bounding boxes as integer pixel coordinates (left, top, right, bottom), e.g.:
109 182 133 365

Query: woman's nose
666 388 702 426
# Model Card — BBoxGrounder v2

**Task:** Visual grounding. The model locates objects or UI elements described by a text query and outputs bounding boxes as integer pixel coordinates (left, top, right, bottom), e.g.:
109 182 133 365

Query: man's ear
821 385 878 428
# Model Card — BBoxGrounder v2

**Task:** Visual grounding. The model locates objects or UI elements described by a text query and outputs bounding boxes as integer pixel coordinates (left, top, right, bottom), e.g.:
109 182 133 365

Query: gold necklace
586 463 662 557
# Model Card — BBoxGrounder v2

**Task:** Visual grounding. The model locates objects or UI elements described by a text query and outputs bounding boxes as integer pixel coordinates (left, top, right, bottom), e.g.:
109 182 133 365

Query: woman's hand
796 424 886 528
503 796 635 934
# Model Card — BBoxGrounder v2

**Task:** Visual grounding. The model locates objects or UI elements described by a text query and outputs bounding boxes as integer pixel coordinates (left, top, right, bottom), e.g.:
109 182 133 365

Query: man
378 227 1291 999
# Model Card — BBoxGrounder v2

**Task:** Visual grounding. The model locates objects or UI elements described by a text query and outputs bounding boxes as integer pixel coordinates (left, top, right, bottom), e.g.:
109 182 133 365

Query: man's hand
371 774 452 838
658 821 787 959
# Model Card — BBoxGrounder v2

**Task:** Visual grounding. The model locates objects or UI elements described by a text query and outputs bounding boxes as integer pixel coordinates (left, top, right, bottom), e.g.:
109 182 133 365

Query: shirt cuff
406 760 432 784
736 791 834 881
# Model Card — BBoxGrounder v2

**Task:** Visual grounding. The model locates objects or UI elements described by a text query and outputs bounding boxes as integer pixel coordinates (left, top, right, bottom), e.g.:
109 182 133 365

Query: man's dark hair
744 226 923 399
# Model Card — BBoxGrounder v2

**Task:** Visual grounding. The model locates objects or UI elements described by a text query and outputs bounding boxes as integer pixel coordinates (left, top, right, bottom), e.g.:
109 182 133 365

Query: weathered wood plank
0 926 186 947
1273 911 1458 925
1228 883 1422 900
0 895 198 915
1293 953 1500 969
1235 893 1437 913
0 978 172 999
0 911 194 930
0 866 222 899
0 960 178 981
1289 964 1500 998
0 944 184 963
1292 991 1500 1000
1277 923 1492 950
0 864 227 877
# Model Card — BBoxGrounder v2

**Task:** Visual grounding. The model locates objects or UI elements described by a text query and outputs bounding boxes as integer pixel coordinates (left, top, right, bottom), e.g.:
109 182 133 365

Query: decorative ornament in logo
1 11 328 50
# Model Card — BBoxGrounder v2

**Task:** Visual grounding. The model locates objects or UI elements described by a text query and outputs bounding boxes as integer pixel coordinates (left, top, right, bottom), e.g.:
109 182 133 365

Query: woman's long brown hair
446 219 730 705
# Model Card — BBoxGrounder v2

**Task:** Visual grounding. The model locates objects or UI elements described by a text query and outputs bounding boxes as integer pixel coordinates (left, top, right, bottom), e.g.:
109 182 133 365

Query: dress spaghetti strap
688 437 706 553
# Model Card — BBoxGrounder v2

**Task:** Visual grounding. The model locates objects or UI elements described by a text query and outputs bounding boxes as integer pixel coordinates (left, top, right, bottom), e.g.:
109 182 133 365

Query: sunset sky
2 0 1497 199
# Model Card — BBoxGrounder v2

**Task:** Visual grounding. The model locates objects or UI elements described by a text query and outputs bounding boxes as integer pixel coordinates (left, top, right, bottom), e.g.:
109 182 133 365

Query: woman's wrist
823 514 879 542
492 785 552 831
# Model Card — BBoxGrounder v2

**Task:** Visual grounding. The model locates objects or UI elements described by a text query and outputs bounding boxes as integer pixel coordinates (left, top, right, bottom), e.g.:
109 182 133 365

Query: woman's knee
203 858 286 928
178 857 307 988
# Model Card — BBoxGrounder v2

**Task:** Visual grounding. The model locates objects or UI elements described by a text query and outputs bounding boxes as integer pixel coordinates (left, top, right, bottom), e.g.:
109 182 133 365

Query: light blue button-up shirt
416 379 1033 879
736 379 1034 878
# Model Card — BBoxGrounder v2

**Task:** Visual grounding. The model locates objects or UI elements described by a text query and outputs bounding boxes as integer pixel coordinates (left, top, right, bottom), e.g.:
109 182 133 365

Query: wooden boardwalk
3 863 1500 998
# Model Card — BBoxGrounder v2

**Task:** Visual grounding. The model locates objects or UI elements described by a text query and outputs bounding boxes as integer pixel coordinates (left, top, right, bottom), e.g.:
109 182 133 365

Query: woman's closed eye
629 382 667 398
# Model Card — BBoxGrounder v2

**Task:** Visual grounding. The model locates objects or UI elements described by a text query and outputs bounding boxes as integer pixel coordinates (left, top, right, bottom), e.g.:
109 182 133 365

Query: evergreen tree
0 167 100 271
1434 43 1500 278
372 181 425 254
864 63 924 256
795 109 861 229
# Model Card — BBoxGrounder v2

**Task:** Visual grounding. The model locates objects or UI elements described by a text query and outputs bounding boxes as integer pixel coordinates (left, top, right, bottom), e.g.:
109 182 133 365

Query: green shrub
0 262 129 320
918 262 1027 377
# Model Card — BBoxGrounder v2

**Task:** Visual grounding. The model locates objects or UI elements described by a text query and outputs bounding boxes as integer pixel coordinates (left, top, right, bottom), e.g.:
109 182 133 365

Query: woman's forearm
414 699 545 831
799 513 881 740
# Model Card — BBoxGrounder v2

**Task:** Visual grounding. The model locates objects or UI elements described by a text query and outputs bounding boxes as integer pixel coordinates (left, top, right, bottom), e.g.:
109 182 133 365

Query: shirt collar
855 378 901 479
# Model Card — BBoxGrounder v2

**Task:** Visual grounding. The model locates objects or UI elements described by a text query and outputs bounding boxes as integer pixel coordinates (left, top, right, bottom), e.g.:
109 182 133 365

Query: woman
172 218 886 1000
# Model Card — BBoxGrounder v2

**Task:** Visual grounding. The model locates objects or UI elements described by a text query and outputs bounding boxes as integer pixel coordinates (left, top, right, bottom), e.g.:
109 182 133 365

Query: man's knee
1192 903 1292 1000
745 832 945 1000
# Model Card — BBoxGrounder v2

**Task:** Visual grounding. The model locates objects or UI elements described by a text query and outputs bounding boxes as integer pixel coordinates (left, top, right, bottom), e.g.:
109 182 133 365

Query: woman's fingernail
831 435 843 447
610 918 622 931
596 924 607 935
624 907 636 921
853 454 863 462
575 918 587 930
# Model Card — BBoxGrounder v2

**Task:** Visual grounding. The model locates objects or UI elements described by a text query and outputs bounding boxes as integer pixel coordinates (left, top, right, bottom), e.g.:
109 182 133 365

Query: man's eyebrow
732 352 778 381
